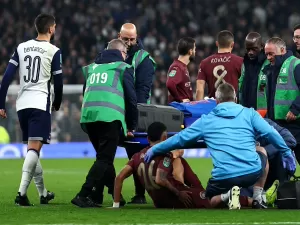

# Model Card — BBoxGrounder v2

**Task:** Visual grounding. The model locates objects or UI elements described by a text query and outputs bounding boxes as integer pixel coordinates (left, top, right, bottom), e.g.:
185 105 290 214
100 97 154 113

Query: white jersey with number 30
12 39 61 112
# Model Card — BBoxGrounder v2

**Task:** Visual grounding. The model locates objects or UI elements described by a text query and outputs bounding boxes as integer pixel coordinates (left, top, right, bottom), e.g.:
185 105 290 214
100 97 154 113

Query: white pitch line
0 170 87 175
108 223 300 225
18 222 300 225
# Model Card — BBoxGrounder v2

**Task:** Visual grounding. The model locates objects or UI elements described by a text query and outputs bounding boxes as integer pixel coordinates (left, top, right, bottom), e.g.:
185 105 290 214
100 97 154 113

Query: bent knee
256 146 267 156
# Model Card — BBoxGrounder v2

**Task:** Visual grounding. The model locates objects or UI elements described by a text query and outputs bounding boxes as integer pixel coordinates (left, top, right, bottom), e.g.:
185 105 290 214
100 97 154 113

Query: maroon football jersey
127 149 210 208
127 148 181 206
166 59 193 103
197 52 243 98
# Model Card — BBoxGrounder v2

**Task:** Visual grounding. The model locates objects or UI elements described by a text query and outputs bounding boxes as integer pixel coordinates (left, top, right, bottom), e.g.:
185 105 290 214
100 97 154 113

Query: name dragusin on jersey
24 46 47 54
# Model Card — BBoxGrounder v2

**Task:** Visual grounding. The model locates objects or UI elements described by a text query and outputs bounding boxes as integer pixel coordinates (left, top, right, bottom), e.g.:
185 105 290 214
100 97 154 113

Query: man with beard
196 30 243 100
0 13 62 206
118 23 156 104
166 37 196 103
118 23 156 204
293 24 300 58
90 23 156 205
239 32 270 109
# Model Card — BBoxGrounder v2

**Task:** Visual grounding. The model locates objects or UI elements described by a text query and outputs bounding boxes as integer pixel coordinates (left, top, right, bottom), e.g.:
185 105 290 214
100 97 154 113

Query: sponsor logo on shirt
163 157 171 167
168 69 177 77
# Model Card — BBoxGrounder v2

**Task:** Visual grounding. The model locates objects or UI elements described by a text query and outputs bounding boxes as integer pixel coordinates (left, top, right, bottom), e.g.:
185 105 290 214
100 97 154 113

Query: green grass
1 158 300 225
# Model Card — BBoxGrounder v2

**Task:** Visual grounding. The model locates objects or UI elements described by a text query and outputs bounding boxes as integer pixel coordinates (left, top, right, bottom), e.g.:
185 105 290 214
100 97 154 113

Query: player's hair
215 83 236 103
265 37 286 49
294 24 300 31
147 122 167 142
177 37 195 56
107 39 127 52
217 30 234 48
34 13 55 34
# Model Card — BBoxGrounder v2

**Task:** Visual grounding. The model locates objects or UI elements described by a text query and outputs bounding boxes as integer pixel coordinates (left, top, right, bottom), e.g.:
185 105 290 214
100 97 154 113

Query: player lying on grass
112 122 211 208
144 83 296 210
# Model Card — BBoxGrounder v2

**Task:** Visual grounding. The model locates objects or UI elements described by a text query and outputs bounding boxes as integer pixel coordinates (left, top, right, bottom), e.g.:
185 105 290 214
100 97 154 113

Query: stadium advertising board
0 143 210 159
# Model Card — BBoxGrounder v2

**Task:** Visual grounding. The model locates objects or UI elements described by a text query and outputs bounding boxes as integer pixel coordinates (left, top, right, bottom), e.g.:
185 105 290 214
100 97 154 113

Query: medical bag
277 176 300 209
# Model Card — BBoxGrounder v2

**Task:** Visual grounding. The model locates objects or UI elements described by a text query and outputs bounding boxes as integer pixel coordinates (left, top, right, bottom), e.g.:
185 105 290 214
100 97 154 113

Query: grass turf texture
0 158 300 225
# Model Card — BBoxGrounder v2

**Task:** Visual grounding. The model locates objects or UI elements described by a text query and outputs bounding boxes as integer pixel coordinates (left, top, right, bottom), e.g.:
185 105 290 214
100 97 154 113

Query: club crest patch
163 157 171 167
200 191 206 199
168 70 177 77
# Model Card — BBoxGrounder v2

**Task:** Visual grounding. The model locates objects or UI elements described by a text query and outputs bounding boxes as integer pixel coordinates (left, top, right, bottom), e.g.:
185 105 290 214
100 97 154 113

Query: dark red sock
239 196 249 207
181 158 204 190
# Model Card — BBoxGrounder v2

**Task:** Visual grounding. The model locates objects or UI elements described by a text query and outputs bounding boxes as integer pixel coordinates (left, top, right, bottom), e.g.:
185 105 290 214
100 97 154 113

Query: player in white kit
0 14 63 206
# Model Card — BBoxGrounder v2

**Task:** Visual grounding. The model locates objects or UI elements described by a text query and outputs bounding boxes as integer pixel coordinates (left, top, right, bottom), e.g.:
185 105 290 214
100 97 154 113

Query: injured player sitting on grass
112 122 255 209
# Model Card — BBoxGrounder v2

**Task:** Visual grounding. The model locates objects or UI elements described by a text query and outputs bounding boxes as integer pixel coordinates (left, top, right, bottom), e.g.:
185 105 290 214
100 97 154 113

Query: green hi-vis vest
238 59 270 107
132 49 156 104
257 56 300 120
81 62 131 135
256 59 270 110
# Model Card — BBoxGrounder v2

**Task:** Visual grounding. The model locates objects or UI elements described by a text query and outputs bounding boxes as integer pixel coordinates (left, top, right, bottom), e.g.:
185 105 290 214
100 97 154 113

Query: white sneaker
228 186 241 210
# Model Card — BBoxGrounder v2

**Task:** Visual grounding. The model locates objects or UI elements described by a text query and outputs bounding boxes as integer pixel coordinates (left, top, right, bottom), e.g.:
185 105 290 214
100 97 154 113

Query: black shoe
71 195 101 208
252 200 267 209
90 192 104 205
15 192 33 206
120 195 126 206
127 195 147 204
40 191 55 204
90 185 104 205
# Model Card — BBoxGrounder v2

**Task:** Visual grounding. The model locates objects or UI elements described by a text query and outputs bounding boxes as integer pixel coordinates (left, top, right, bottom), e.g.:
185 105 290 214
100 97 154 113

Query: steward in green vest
73 39 137 208
239 32 270 109
263 37 300 164
126 46 156 104
262 50 300 120
118 24 156 104
118 23 156 204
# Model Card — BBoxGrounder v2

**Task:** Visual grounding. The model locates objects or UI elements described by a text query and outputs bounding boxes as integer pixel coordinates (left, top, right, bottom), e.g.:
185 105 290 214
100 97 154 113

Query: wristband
113 202 120 208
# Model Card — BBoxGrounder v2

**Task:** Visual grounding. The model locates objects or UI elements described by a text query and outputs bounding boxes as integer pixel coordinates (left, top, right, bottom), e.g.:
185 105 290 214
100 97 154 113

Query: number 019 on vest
80 62 131 135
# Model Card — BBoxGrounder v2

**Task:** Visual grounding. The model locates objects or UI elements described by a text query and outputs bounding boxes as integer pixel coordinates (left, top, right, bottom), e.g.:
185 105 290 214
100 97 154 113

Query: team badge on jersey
168 70 177 77
200 191 206 199
163 157 171 167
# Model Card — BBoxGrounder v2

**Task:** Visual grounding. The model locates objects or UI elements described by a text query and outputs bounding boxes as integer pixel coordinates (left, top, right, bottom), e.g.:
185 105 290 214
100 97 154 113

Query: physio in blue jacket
144 83 296 210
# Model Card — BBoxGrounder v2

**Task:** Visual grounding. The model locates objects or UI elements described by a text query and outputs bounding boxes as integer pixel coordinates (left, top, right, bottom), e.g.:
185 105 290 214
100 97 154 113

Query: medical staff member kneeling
144 83 296 210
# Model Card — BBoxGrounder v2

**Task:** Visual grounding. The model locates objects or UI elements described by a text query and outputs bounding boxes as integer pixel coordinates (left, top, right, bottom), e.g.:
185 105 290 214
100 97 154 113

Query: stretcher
123 101 266 149
125 132 206 148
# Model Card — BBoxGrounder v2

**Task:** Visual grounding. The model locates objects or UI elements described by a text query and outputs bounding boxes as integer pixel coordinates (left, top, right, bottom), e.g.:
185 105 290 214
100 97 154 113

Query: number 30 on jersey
23 55 41 83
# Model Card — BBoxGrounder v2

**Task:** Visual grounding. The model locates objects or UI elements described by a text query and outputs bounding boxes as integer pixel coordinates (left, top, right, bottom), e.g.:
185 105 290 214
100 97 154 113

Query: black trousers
125 143 146 196
276 120 300 164
265 153 290 190
78 121 121 198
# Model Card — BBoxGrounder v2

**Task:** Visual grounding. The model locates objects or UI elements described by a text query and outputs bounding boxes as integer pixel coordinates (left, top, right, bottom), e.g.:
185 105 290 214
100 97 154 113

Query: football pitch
1 158 300 225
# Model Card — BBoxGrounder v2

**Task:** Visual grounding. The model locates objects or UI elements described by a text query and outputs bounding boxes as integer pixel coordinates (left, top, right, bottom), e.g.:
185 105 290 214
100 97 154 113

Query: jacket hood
274 50 294 68
94 49 124 64
211 102 244 119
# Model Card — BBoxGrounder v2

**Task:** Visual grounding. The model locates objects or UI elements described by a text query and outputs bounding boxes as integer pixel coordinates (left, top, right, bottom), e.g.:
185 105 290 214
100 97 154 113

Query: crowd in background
1 0 300 142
